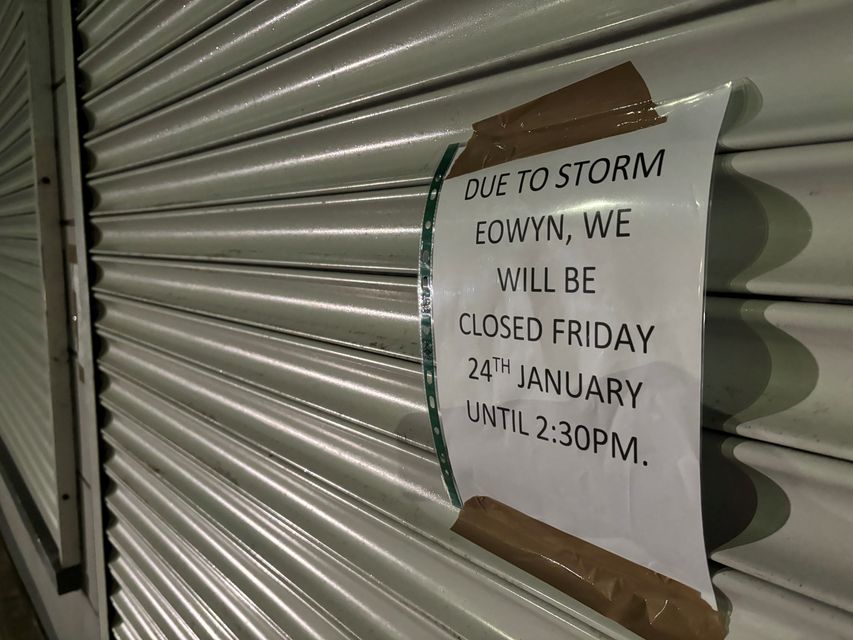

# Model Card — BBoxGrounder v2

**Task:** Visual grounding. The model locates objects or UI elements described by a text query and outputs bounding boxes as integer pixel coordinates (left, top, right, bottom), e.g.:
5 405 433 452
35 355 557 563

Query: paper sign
421 82 731 606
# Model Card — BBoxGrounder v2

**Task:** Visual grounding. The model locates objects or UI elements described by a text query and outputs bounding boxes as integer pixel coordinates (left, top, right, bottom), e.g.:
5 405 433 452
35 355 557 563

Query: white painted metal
72 0 853 638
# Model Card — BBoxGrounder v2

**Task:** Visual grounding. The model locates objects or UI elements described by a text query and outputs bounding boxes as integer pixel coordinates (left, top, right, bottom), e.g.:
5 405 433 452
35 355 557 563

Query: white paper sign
423 84 730 605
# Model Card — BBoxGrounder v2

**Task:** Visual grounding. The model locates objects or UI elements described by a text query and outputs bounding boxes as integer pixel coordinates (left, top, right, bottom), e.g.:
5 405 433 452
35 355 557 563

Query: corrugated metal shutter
73 1 853 638
0 0 79 572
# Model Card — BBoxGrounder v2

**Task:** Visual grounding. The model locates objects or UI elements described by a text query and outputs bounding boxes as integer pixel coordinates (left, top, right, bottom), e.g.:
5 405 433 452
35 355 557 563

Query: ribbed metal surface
76 0 156 54
83 0 853 182
94 290 853 610
81 0 399 135
99 387 624 639
79 0 738 140
713 570 853 640
74 0 853 638
0 0 57 539
90 139 853 301
77 0 255 97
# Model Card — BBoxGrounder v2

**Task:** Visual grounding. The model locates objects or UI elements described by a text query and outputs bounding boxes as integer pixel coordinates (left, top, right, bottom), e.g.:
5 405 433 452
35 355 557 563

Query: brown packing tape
453 497 725 640
447 62 666 179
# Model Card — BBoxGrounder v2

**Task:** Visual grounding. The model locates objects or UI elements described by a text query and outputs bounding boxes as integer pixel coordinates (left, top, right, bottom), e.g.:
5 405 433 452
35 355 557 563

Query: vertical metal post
22 0 80 571
57 0 110 636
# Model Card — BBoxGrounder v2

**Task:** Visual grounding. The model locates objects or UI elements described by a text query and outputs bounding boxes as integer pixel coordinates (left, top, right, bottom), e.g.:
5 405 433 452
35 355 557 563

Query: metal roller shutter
71 0 853 638
0 0 79 572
